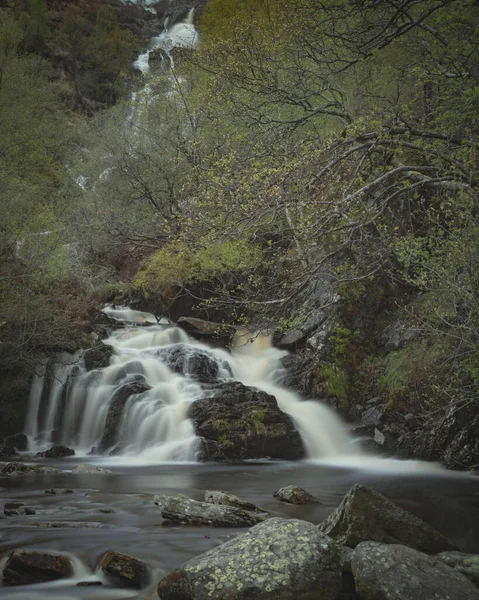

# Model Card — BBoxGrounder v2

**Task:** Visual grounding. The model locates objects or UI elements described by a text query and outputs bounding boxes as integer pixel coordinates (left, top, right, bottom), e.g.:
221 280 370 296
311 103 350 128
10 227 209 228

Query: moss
320 364 349 410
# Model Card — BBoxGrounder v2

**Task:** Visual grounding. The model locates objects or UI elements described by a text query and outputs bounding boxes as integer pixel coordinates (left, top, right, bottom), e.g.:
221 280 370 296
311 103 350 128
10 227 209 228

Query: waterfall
24 308 356 463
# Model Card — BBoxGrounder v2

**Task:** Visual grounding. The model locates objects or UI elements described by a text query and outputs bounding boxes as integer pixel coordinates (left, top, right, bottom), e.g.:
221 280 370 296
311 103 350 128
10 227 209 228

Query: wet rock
351 541 479 600
318 484 456 553
177 317 236 347
273 485 320 505
0 433 28 458
204 490 264 513
158 517 341 600
3 549 73 586
4 502 24 516
77 580 103 586
36 445 75 458
155 343 232 384
98 550 150 589
153 494 265 527
189 381 305 461
84 342 114 371
32 521 103 528
98 381 150 453
338 545 354 573
1 462 63 476
45 488 57 494
436 551 479 587
72 464 112 474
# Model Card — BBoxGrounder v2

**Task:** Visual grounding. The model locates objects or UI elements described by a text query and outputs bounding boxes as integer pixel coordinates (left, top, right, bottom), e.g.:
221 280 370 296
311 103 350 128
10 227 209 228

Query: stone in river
273 485 320 505
204 490 265 513
97 550 150 589
3 549 73 586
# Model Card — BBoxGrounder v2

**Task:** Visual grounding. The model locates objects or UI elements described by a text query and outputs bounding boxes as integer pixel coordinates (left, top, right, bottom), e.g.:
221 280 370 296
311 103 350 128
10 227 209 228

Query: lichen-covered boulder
189 382 305 461
204 490 264 513
97 550 150 589
318 484 456 553
3 549 73 586
153 494 265 527
273 485 319 505
72 464 112 474
158 518 341 600
436 551 479 587
351 542 479 600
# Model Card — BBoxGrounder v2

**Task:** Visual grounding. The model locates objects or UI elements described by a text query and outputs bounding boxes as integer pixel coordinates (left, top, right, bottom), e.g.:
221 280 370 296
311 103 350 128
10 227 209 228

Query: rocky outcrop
155 343 232 384
351 542 479 600
153 494 265 527
177 317 236 347
36 445 75 458
318 484 456 553
97 550 150 589
72 464 112 474
204 490 264 513
84 342 113 371
3 550 73 586
98 380 150 453
158 517 341 600
188 382 305 461
273 485 320 505
1 462 63 476
436 551 479 587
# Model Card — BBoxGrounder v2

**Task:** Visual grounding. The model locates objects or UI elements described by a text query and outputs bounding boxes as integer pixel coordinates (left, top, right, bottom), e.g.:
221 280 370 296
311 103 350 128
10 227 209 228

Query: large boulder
97 550 150 589
273 485 320 505
97 380 150 453
155 343 232 384
351 541 479 600
318 484 456 553
153 494 265 527
436 551 479 587
3 549 73 586
1 462 63 476
189 382 305 461
84 342 114 371
158 517 341 600
36 445 75 458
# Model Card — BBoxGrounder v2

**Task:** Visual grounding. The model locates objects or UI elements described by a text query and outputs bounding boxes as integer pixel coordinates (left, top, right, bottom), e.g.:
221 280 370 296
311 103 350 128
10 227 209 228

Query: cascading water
24 307 355 463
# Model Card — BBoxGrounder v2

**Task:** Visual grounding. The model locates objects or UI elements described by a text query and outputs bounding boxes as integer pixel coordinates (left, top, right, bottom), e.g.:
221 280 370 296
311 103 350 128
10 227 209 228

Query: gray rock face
3 549 73 586
1 462 63 476
177 317 236 347
189 382 305 461
84 342 113 371
158 518 341 600
436 551 479 587
153 494 265 527
318 484 456 553
204 490 264 513
273 485 319 505
351 542 479 600
98 550 150 589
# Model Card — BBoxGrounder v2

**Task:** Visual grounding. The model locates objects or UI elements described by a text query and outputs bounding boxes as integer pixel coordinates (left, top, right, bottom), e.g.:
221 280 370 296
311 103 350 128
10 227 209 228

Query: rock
204 490 264 513
97 550 150 589
273 485 320 505
379 317 417 352
373 428 385 445
318 484 456 553
4 502 24 516
189 381 305 461
338 545 354 573
155 343 232 384
436 551 479 587
98 380 150 453
158 517 341 600
77 581 103 586
45 488 57 494
1 462 63 476
0 433 28 458
32 521 102 528
351 541 479 600
72 464 112 474
177 317 236 347
153 494 265 527
84 342 114 371
3 549 73 586
36 445 75 458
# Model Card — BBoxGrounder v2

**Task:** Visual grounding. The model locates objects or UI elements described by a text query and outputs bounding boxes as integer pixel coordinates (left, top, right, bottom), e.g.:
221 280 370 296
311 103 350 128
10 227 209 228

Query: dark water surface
1 459 479 598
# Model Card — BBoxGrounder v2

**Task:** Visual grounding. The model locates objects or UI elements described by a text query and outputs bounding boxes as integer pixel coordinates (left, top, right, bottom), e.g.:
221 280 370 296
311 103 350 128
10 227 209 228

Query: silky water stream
1 307 479 599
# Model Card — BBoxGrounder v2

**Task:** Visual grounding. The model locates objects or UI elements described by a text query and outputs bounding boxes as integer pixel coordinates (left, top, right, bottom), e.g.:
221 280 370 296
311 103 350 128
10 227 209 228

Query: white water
24 308 355 463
